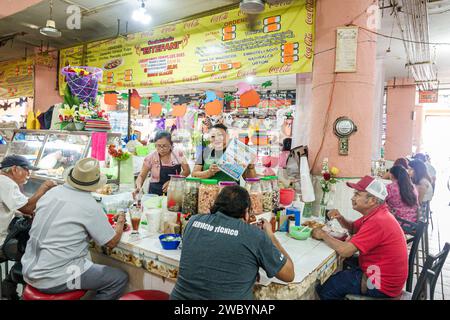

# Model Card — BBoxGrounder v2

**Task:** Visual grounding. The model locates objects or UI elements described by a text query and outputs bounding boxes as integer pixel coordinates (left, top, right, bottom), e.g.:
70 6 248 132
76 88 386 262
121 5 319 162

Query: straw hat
63 157 107 192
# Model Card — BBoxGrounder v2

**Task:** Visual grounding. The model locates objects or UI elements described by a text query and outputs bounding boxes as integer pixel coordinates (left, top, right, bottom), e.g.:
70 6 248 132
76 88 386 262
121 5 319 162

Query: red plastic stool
22 285 87 300
119 290 169 300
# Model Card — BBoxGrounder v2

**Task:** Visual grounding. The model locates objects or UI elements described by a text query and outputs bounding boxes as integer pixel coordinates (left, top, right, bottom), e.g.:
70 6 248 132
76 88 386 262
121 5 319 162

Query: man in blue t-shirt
171 186 294 300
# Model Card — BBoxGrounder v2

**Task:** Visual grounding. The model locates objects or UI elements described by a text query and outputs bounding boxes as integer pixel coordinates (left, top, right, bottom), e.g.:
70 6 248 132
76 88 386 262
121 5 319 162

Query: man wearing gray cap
0 154 57 299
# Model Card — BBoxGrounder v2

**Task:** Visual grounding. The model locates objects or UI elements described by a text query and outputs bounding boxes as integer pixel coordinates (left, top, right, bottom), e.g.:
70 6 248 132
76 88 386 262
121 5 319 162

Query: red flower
323 172 331 181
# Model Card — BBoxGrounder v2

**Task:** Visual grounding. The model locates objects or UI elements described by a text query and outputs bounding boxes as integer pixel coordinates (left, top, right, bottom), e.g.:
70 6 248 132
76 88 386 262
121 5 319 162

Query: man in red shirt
312 176 408 300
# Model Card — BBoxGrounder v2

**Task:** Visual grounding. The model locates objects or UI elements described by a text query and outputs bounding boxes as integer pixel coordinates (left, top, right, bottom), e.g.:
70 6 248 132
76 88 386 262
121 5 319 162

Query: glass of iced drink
129 206 142 235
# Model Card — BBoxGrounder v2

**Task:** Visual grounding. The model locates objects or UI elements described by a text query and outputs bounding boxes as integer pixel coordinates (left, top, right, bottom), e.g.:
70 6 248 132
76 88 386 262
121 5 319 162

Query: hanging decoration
156 117 166 131
204 91 223 116
261 80 273 89
164 101 172 113
120 93 129 99
130 89 141 109
235 82 260 108
104 91 118 106
149 93 162 117
0 101 13 111
14 97 28 107
172 104 187 117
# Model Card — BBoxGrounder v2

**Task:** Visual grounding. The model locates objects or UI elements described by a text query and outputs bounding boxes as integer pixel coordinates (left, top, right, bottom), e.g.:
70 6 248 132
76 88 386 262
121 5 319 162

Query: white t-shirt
0 175 28 246
21 184 116 289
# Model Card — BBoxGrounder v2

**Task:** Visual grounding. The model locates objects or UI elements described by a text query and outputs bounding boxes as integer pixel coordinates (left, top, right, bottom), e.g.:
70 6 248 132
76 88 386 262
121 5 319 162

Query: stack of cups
143 195 162 234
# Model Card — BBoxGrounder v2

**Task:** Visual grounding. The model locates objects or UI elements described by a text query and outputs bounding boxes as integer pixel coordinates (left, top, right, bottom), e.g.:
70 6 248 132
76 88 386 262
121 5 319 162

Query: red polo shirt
350 204 408 297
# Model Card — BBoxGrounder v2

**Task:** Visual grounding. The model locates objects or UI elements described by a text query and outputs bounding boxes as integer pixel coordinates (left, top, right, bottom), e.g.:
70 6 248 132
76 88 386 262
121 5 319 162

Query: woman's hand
208 164 221 176
132 187 142 200
162 181 170 193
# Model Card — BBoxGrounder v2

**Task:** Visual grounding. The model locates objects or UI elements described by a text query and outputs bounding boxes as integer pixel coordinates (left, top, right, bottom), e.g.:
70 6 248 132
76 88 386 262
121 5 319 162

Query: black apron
148 154 182 196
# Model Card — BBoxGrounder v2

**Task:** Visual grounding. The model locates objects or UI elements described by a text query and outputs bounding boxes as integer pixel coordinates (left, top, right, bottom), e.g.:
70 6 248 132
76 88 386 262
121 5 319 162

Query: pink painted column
308 0 377 176
0 0 44 18
34 58 63 113
412 105 425 153
384 78 416 161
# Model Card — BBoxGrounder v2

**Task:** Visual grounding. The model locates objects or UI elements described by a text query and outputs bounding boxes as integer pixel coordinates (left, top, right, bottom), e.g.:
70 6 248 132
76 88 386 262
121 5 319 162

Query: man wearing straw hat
21 158 128 300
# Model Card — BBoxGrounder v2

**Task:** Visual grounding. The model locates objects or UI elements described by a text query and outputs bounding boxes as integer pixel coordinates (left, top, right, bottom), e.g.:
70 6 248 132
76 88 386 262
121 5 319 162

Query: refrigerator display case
4 129 121 195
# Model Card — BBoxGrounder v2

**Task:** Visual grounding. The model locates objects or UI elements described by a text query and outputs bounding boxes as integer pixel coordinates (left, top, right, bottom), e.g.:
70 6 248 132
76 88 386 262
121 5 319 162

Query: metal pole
127 89 132 141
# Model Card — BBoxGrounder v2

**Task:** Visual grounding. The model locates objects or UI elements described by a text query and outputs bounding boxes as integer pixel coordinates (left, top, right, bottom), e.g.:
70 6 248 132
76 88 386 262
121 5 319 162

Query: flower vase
302 202 313 218
319 191 330 222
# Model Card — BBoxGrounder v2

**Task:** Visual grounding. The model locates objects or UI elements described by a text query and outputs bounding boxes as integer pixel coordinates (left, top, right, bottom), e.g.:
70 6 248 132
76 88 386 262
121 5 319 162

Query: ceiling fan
239 0 285 30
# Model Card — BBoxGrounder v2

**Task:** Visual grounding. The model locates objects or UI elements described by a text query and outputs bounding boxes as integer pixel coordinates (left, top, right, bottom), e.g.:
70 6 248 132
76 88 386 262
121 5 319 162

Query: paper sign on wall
335 26 358 73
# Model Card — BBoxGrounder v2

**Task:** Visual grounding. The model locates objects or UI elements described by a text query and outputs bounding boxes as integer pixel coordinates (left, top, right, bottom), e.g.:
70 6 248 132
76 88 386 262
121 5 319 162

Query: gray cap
0 154 39 171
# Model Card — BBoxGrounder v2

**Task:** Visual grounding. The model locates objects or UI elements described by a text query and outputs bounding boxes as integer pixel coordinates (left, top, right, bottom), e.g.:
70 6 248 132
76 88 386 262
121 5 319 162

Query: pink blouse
143 148 186 183
386 181 419 223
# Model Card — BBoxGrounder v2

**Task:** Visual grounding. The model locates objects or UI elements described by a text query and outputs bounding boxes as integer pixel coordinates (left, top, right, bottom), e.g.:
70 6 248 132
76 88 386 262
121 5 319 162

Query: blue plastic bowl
159 233 181 250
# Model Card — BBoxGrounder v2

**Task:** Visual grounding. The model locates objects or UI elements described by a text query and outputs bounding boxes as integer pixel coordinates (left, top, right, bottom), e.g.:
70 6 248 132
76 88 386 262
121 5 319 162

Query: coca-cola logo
160 78 175 85
269 65 292 74
184 19 199 30
211 12 228 24
237 69 257 78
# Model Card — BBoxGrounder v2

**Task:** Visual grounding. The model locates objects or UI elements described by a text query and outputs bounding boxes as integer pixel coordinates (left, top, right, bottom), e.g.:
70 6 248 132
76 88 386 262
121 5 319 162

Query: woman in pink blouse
134 131 190 197
386 165 419 223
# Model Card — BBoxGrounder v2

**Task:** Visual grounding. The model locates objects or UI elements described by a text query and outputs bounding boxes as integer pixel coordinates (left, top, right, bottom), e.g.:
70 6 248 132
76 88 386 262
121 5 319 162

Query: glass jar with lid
167 175 186 212
198 179 219 214
182 177 201 215
245 178 263 215
261 177 274 212
270 176 280 208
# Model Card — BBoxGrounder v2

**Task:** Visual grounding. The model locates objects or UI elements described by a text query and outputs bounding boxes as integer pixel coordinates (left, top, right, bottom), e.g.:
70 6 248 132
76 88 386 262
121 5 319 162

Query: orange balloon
240 89 260 107
205 100 223 116
149 102 162 117
172 104 187 117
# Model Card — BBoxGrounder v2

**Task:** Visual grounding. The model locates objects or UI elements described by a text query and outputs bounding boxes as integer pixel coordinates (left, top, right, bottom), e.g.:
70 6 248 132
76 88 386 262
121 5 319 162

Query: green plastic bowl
289 226 312 240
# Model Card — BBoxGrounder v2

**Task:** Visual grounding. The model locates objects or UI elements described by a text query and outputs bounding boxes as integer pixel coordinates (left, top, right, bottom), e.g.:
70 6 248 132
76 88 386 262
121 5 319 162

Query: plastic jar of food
261 177 274 212
270 176 280 208
245 178 263 214
182 177 201 215
198 179 219 214
167 175 186 212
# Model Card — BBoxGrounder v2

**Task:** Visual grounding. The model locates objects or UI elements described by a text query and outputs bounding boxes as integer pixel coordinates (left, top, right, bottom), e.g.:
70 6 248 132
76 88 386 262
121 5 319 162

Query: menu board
217 138 257 180
0 58 34 99
59 0 315 93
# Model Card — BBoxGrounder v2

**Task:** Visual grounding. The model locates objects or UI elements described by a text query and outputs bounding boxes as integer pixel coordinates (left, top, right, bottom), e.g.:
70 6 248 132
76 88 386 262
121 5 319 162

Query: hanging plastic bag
300 155 315 202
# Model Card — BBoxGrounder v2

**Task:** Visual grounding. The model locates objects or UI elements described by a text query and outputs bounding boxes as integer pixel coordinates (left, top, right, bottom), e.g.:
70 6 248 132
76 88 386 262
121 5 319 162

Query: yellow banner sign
59 0 314 94
0 58 34 99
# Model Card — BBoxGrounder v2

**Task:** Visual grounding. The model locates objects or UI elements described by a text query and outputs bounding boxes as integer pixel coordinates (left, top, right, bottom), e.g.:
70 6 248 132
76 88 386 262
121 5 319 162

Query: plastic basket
61 66 103 103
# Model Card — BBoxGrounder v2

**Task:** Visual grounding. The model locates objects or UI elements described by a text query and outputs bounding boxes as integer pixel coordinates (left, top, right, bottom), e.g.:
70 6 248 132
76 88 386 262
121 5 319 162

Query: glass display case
5 130 121 186
0 128 16 161
6 131 47 165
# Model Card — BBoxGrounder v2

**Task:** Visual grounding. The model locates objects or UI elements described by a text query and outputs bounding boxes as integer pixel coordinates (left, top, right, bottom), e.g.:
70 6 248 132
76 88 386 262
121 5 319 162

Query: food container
251 131 269 146
182 177 201 215
269 176 280 208
280 188 295 206
159 233 181 250
167 175 186 212
289 226 311 240
261 177 274 212
145 208 162 234
245 178 263 214
239 133 249 145
198 179 219 214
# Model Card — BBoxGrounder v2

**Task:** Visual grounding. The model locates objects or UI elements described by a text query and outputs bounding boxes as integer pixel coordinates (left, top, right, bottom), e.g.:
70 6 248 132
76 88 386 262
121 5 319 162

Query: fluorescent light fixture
132 1 151 24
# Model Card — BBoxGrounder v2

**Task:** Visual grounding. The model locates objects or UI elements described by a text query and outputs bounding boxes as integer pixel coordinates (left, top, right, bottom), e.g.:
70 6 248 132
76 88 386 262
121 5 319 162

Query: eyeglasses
156 144 171 149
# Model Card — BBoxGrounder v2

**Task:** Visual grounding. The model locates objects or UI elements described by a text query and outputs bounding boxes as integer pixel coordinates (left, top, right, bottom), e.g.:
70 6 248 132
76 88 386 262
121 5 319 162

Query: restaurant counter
89 225 338 300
